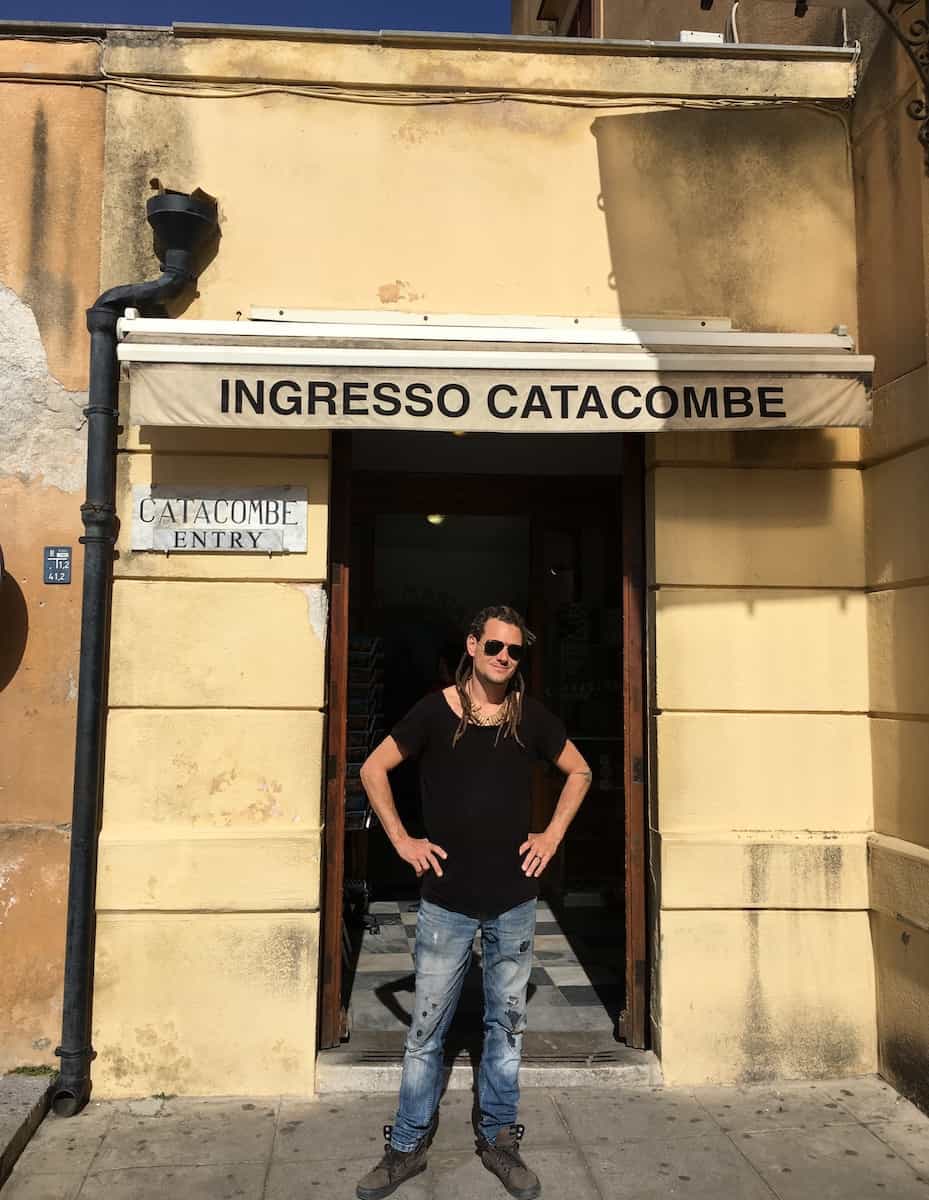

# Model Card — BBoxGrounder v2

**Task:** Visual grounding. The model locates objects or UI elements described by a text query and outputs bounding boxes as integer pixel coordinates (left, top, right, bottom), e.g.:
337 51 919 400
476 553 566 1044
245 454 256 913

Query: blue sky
0 0 511 31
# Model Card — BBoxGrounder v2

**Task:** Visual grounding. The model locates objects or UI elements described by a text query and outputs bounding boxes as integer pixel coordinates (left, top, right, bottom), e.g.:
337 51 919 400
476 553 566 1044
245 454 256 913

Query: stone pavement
3 1074 929 1199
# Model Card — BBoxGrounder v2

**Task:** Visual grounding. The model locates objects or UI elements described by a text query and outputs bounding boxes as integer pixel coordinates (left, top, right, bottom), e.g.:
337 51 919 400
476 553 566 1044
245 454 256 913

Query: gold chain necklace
467 684 507 727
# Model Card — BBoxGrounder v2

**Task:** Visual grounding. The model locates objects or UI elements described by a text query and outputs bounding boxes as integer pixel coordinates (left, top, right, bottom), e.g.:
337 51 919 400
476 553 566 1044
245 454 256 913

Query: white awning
118 312 873 434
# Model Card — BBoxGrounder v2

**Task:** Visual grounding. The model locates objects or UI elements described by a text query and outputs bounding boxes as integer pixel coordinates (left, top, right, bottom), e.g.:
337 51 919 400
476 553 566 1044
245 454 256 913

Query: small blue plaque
43 546 72 585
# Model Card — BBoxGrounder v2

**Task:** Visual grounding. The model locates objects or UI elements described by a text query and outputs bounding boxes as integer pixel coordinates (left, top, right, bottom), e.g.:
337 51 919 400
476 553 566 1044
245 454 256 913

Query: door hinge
632 755 645 784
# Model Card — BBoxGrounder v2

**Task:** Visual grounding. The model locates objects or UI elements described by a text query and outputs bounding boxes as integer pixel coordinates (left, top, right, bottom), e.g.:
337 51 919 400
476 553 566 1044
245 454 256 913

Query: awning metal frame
117 312 868 372
114 312 873 376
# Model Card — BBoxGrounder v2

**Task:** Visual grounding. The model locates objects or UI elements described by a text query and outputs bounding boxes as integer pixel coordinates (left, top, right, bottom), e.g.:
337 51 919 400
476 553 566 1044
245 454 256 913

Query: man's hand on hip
394 834 448 877
519 830 561 878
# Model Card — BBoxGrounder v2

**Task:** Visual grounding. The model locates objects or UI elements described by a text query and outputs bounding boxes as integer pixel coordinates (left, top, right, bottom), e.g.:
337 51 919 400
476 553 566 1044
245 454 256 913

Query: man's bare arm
519 739 592 878
360 736 447 877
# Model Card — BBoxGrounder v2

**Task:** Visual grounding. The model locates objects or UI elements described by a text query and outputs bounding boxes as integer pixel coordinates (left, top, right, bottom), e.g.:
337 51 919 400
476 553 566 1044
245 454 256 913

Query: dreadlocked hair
452 605 536 749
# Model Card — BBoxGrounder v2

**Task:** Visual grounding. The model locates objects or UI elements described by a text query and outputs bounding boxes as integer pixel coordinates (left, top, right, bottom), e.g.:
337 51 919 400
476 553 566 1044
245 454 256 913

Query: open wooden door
318 446 649 1051
318 432 351 1049
619 434 649 1048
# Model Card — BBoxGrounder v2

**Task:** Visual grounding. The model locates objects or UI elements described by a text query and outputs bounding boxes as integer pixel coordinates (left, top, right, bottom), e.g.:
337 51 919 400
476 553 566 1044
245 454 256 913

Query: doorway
319 431 648 1062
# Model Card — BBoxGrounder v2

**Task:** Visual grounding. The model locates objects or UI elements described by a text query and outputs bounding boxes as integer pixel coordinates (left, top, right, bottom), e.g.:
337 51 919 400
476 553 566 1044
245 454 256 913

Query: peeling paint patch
0 855 25 923
378 279 422 305
0 281 87 493
290 584 328 650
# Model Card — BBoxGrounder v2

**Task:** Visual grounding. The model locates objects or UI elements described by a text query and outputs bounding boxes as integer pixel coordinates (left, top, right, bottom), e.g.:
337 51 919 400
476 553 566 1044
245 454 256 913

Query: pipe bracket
54 1045 96 1062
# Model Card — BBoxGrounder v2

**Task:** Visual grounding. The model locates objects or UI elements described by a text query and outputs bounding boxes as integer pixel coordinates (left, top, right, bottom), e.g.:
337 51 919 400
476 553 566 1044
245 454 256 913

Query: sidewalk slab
0 1073 54 1188
692 1079 862 1133
868 1120 929 1178
584 1128 778 1200
553 1084 718 1144
821 1074 928 1124
8 1101 113 1175
1 1171 84 1199
266 1156 431 1200
427 1146 602 1200
734 1120 929 1199
79 1161 268 1199
2 1075 928 1200
90 1096 277 1171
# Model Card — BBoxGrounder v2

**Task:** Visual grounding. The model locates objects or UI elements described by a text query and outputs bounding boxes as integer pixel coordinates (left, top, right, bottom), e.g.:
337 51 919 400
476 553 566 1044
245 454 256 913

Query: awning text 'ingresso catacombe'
118 313 873 434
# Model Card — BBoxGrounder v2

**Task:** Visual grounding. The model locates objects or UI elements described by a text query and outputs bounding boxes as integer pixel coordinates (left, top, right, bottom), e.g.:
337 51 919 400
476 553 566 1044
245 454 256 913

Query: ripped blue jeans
390 896 536 1152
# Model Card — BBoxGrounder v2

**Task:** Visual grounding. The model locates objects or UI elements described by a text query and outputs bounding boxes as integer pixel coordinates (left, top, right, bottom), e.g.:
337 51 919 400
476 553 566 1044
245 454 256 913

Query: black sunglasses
482 639 525 662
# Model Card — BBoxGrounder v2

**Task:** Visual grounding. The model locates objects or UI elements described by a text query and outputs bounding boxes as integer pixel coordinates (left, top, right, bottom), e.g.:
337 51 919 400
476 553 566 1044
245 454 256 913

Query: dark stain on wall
28 105 48 279
740 909 777 1082
881 1033 929 1116
103 86 201 299
747 842 769 907
738 895 864 1082
822 844 843 908
788 1012 863 1079
23 102 76 352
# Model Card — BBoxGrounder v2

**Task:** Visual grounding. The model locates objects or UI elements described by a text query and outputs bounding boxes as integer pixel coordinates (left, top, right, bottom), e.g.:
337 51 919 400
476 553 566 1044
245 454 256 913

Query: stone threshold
316 1031 661 1093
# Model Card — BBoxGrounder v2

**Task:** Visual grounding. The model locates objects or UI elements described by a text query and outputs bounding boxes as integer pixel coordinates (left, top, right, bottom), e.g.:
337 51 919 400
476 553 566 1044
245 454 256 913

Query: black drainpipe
53 190 218 1117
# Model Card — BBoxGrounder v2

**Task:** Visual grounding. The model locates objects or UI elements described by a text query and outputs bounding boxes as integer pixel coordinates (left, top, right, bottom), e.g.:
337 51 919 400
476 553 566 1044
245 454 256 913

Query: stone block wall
855 28 929 1113
92 422 331 1097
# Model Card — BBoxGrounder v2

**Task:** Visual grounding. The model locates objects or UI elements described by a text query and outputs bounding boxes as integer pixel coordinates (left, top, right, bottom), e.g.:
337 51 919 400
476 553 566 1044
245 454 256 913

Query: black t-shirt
391 691 567 919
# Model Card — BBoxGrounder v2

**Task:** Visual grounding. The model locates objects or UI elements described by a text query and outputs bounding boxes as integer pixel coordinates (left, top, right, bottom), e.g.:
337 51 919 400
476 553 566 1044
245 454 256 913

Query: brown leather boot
478 1123 541 1199
355 1121 435 1200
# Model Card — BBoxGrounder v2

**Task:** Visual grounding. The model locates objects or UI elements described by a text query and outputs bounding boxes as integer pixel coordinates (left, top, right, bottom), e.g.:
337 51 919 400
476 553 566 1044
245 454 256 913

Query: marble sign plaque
131 484 308 553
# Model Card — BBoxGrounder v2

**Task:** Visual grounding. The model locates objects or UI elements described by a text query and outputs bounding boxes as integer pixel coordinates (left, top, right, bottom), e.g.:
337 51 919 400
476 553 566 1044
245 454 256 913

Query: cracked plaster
0 281 87 495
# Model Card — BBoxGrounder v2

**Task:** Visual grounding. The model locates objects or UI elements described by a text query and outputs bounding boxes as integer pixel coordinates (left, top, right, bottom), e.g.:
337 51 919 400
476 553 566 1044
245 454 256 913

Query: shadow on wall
591 106 851 522
591 105 854 332
0 574 28 690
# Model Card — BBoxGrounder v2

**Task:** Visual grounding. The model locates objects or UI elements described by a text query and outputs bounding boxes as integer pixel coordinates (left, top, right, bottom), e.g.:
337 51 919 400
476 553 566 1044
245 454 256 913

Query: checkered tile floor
347 895 624 1036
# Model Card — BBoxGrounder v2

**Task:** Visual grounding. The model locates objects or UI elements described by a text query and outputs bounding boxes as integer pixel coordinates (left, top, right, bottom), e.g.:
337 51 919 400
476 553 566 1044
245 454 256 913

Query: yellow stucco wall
651 435 876 1084
94 913 318 1096
94 401 330 1095
660 910 876 1084
98 36 855 333
0 46 105 1069
88 28 866 1094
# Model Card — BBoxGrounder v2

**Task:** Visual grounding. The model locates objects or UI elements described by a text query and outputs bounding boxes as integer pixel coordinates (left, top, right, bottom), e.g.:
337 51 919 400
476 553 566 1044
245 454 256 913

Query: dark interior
340 432 628 1055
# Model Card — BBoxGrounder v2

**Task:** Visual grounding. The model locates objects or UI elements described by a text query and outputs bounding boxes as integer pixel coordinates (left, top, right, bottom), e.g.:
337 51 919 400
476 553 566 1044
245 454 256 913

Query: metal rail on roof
0 17 860 61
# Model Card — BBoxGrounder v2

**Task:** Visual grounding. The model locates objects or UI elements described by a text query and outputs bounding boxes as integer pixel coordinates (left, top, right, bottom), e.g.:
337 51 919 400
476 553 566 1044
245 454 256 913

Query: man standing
356 605 591 1200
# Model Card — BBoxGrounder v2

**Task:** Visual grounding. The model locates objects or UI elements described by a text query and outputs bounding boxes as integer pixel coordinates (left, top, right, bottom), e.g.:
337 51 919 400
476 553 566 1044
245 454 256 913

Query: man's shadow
375 955 537 1130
